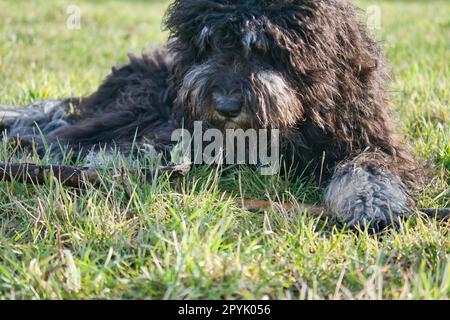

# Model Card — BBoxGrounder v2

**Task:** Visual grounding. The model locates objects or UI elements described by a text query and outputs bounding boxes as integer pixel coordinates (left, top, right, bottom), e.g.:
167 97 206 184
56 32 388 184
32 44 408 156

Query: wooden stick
238 199 330 218
0 163 191 188
238 199 449 220
0 163 447 220
419 208 450 220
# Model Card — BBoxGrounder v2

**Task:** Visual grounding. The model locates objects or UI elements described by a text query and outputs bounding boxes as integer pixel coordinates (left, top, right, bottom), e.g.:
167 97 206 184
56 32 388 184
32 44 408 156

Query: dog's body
0 0 425 231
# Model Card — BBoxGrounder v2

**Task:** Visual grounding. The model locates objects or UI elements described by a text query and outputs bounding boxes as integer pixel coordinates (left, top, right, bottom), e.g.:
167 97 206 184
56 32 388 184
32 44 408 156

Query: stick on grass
0 163 191 188
0 163 447 220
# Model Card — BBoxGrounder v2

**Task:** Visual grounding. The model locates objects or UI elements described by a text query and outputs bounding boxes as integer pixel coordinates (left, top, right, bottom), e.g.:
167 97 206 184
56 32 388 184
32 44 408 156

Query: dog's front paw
325 164 411 232
330 191 404 232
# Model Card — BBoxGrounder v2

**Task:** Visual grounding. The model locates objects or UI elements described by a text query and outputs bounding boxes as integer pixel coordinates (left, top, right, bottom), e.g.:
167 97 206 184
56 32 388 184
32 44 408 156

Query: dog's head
165 0 380 132
165 0 333 130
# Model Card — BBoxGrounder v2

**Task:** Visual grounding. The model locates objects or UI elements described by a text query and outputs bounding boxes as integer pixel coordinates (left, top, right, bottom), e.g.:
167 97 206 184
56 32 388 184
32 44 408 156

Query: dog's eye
251 47 273 64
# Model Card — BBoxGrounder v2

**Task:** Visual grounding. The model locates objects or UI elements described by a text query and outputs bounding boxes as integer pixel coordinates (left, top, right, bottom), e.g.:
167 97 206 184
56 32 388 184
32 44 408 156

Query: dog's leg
324 160 411 232
0 100 71 138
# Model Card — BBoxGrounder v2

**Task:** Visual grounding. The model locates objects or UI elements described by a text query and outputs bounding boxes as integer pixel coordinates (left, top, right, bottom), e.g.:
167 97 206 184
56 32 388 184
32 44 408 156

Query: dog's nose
213 95 242 118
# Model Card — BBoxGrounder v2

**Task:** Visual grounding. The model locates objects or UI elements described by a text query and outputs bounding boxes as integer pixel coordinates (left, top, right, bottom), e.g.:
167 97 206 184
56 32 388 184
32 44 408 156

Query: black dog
0 0 426 232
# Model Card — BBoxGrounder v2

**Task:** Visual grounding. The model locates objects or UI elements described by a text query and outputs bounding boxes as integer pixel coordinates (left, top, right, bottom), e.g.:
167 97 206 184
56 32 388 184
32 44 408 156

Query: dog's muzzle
212 92 243 118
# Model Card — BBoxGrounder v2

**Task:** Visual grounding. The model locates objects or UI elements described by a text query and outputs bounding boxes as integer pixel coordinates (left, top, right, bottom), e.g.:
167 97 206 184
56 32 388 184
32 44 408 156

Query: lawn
0 0 448 299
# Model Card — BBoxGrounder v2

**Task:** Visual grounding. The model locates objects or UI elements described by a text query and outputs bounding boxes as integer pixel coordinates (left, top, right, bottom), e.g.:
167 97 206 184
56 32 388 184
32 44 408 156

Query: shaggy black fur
0 0 425 232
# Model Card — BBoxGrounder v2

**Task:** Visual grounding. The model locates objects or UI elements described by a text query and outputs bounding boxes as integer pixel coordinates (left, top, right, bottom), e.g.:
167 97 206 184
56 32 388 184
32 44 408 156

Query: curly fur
0 0 425 231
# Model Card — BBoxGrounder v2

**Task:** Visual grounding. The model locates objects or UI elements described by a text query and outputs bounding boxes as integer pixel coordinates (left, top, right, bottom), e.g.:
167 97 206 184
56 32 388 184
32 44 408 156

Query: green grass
0 0 449 300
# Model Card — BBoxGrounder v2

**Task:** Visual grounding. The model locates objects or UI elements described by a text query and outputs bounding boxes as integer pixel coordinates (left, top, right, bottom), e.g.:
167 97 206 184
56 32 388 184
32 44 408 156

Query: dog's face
165 0 314 130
